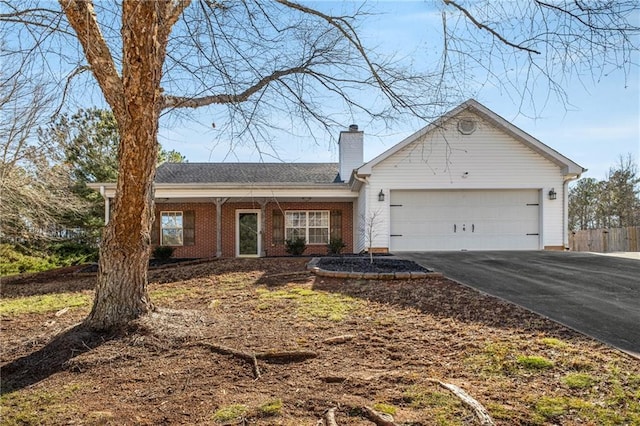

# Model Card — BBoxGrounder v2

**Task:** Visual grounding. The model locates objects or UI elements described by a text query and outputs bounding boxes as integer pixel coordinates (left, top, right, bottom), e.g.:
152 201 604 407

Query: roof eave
87 182 350 191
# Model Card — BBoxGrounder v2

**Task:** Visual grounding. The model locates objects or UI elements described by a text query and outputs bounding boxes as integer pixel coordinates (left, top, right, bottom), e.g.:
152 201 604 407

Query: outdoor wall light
378 189 385 202
548 188 557 200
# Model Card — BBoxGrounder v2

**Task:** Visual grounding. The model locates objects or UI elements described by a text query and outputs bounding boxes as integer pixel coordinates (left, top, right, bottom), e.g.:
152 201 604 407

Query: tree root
322 334 355 345
255 349 317 362
323 407 338 426
193 342 317 379
429 379 495 426
314 380 494 426
362 406 399 426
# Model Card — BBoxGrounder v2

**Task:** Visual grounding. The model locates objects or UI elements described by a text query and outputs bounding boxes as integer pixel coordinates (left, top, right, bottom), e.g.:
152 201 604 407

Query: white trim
88 184 356 200
285 210 330 245
160 211 184 246
236 209 261 257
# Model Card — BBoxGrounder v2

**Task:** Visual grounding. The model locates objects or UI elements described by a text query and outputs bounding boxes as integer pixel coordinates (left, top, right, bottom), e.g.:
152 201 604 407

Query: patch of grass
531 394 636 425
373 402 396 415
402 385 467 425
257 287 359 321
217 272 261 289
259 399 283 417
538 337 567 348
0 293 90 317
565 356 595 371
467 343 514 375
212 404 248 423
149 286 198 301
0 384 81 425
486 403 514 421
516 355 554 370
533 396 567 421
562 372 596 389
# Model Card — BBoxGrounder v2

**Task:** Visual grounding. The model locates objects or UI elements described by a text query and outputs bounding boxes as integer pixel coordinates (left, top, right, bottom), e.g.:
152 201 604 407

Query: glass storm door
237 210 260 256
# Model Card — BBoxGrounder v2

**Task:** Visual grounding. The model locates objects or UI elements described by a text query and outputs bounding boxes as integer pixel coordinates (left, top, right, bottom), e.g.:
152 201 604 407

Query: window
159 211 195 246
285 211 329 244
161 212 183 245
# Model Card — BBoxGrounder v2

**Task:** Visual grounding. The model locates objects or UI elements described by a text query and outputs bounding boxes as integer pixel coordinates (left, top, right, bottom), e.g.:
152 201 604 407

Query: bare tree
1 0 637 330
0 74 89 245
359 209 383 264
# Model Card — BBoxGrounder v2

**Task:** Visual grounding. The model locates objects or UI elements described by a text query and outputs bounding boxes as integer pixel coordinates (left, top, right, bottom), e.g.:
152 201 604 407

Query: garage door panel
390 189 540 251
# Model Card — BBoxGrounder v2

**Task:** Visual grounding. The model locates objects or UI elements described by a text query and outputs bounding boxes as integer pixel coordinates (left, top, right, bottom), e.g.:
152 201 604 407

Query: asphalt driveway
397 251 640 357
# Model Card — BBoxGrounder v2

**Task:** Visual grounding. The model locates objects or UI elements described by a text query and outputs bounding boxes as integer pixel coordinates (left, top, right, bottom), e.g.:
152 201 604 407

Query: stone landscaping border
306 258 443 280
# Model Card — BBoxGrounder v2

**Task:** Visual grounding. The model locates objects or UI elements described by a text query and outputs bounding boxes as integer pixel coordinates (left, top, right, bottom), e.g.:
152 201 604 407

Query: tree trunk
84 119 158 329
84 1 168 330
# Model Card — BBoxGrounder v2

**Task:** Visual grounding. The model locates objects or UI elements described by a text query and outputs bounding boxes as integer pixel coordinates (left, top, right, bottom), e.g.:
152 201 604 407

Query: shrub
152 245 175 260
327 238 346 255
0 244 56 276
48 241 98 265
284 237 306 256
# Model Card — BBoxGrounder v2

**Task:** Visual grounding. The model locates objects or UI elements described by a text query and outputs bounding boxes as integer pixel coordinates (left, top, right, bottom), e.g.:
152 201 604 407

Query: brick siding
152 200 354 258
153 202 216 258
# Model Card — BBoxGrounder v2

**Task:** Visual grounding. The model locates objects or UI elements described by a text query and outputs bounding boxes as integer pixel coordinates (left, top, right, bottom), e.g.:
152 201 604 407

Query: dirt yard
1 258 639 425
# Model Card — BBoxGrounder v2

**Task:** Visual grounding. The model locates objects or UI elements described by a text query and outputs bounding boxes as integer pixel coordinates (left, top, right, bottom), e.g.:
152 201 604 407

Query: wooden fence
569 226 640 252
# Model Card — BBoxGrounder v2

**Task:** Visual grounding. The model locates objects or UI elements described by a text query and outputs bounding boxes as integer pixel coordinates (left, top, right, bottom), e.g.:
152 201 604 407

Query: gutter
87 182 351 191
349 172 368 191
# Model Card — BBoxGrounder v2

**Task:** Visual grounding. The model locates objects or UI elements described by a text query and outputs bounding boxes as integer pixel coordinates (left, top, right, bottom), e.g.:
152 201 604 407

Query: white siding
365 111 566 249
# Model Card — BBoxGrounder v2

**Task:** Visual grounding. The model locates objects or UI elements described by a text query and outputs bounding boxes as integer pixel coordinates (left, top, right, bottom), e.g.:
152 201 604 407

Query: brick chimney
338 124 363 182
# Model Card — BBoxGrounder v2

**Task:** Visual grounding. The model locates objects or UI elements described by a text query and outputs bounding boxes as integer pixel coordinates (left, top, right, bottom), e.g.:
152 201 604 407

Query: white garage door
390 189 540 251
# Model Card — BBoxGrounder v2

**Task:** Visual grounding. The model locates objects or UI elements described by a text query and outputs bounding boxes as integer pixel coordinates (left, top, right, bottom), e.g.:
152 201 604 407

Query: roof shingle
155 163 342 184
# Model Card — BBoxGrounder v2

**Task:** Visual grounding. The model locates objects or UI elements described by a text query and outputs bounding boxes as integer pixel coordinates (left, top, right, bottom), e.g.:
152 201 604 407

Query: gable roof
356 99 586 178
156 162 342 185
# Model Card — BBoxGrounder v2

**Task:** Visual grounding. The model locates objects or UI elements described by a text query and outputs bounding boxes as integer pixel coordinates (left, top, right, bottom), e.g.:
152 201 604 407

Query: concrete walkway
397 251 640 358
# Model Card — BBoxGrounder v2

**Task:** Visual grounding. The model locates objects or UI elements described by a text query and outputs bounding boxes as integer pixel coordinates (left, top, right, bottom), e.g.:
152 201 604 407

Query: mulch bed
316 256 431 273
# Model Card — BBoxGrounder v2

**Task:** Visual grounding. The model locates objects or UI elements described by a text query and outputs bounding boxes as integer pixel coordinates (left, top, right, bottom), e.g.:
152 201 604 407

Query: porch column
258 199 268 257
214 197 228 258
100 185 110 224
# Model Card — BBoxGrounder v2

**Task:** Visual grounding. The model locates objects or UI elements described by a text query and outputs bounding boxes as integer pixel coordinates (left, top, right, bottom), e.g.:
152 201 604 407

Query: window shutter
272 210 284 244
183 210 195 246
330 210 342 240
151 211 160 245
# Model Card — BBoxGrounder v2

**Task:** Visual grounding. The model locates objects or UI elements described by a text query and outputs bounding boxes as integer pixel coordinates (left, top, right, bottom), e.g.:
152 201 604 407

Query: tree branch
159 0 192 41
58 0 125 117
161 66 308 109
274 0 413 111
442 0 541 54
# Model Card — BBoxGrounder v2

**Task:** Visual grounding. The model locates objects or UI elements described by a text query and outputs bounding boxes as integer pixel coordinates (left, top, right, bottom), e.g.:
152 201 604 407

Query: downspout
352 173 368 185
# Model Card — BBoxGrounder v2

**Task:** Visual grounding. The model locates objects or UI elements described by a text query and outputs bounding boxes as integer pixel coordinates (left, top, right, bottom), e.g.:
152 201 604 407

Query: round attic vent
457 119 476 135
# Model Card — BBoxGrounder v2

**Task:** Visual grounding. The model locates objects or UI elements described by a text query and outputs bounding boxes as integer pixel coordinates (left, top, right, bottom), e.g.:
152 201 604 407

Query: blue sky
156 1 639 181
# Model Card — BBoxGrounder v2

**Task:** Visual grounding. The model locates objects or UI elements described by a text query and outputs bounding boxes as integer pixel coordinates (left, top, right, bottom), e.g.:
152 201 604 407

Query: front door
236 210 261 257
